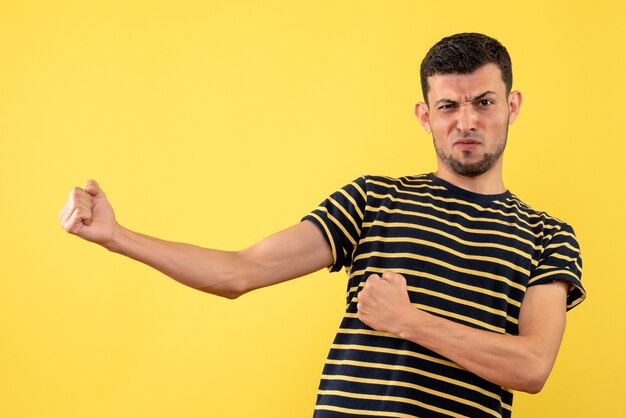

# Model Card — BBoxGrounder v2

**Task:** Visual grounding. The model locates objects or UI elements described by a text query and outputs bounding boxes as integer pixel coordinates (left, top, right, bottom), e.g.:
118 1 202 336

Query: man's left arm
357 271 569 393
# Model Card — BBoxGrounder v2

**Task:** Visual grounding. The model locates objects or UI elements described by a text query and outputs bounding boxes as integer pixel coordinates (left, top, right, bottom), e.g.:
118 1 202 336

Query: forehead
426 63 507 102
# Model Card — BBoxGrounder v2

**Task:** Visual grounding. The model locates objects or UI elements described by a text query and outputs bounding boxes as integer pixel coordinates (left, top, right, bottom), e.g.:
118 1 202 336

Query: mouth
454 139 482 151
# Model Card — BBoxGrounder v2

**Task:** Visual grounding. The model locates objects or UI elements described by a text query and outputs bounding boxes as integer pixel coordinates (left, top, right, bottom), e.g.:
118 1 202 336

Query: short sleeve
528 224 586 310
301 177 368 272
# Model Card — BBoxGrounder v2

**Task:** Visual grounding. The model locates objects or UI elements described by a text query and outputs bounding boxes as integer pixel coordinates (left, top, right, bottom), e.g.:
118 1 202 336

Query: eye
438 103 457 111
477 99 494 107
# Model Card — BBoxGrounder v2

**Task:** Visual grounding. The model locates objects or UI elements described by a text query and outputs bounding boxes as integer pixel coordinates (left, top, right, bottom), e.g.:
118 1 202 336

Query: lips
454 139 481 151
454 139 481 145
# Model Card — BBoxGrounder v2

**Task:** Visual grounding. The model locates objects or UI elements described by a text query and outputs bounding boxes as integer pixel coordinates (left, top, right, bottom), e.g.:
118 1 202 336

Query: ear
507 90 523 124
415 102 431 133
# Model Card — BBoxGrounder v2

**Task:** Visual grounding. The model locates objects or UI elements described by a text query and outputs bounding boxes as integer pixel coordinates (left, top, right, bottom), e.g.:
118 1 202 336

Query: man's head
420 33 513 104
415 33 521 180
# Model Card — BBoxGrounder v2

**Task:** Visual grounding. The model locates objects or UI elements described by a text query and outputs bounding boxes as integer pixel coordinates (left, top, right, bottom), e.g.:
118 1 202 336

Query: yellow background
1 1 623 417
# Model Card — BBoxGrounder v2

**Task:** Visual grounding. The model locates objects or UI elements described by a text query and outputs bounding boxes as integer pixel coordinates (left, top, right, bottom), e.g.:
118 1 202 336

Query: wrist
394 305 423 340
102 223 127 253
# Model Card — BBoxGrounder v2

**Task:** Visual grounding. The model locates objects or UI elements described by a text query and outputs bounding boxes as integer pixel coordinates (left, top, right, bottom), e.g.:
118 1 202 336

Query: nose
456 103 478 134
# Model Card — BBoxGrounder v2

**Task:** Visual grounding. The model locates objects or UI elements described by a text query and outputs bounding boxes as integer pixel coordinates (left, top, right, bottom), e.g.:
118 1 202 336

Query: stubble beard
434 124 509 178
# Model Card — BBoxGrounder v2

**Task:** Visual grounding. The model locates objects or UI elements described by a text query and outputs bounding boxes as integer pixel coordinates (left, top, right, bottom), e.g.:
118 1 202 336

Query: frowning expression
416 63 522 178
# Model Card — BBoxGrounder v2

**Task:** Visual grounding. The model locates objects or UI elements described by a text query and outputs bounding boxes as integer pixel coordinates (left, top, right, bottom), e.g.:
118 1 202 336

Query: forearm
395 309 554 393
358 274 568 393
103 224 246 298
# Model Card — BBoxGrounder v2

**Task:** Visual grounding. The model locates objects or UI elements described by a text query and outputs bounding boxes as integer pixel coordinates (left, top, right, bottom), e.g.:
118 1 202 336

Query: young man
59 33 585 417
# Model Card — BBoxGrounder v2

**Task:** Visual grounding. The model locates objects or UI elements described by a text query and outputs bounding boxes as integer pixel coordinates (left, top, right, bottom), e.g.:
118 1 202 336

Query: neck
434 161 505 195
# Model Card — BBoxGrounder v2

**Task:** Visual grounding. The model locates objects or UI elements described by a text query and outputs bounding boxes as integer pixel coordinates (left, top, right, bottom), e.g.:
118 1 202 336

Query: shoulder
502 194 579 256
502 194 574 230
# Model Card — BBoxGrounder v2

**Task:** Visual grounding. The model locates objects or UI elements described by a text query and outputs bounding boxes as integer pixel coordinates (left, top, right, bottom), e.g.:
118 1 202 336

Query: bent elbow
222 277 256 299
520 378 546 394
219 280 251 299
197 286 244 300
195 277 249 300
218 288 245 300
516 365 551 394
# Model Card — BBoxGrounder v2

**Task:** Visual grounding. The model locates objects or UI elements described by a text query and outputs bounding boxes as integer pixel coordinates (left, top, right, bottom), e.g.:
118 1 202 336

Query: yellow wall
1 1 623 417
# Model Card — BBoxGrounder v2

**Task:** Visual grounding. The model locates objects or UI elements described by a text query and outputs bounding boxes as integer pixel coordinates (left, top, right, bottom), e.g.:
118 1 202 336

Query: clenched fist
58 180 118 247
357 270 415 335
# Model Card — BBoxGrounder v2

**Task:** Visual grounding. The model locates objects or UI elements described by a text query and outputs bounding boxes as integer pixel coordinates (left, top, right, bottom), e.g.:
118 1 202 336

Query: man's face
415 63 522 178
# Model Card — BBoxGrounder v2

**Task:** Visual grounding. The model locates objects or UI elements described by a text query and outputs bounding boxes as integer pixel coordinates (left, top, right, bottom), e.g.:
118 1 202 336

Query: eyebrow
435 90 497 106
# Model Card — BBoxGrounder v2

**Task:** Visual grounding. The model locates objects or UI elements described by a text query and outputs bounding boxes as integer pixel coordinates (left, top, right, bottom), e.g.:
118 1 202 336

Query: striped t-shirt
302 173 585 418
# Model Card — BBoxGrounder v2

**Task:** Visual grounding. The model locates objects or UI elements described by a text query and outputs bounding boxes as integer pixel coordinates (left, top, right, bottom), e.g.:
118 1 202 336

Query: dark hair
420 33 512 103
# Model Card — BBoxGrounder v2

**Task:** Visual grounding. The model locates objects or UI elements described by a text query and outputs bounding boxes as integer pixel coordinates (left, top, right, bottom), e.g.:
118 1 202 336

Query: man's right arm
58 180 334 299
